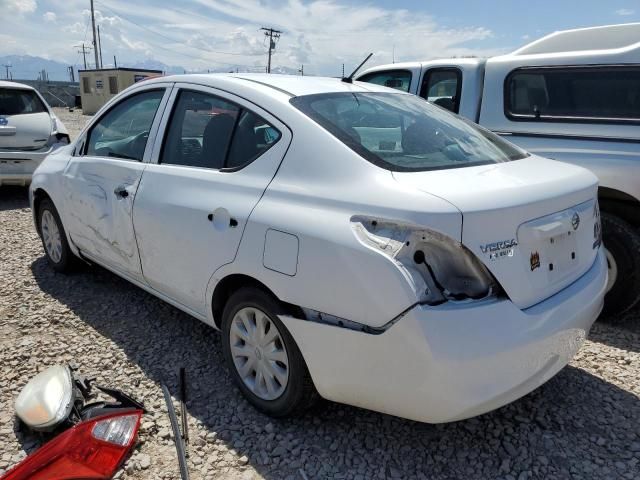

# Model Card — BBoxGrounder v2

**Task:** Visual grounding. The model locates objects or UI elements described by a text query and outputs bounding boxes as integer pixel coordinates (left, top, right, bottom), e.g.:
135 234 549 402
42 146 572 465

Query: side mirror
14 365 75 431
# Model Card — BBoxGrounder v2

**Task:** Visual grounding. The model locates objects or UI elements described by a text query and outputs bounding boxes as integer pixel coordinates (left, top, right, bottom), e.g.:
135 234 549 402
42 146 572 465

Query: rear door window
0 88 47 115
160 89 281 170
506 66 640 123
419 68 461 113
86 89 164 161
358 70 412 92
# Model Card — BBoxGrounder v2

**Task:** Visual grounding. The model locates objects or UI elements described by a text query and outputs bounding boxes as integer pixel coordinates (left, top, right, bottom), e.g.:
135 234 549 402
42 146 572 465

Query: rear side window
160 90 281 170
0 88 47 115
86 89 164 161
506 66 640 123
420 68 461 113
358 70 412 92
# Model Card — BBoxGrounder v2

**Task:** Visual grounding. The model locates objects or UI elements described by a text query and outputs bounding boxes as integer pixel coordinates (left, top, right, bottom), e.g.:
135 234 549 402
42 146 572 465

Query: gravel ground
1 110 640 479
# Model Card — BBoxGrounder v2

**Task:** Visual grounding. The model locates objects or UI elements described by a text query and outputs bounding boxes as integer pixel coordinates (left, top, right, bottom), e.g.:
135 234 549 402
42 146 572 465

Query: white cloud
615 8 635 16
43 11 57 22
0 0 503 76
6 0 37 14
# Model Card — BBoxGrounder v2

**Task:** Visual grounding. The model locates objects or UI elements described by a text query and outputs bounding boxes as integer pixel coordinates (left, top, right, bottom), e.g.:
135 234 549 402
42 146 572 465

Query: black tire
601 212 640 319
221 287 318 417
37 198 81 273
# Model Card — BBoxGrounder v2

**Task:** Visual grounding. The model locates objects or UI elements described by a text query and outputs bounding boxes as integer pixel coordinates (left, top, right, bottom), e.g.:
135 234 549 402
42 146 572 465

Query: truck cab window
420 69 461 113
358 70 412 92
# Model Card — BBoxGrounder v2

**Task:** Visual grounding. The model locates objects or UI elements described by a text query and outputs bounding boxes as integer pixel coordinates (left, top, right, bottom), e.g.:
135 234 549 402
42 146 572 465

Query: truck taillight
1 410 142 480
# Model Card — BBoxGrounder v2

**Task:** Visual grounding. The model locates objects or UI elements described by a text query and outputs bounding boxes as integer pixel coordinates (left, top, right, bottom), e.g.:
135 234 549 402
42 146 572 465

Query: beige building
79 68 163 115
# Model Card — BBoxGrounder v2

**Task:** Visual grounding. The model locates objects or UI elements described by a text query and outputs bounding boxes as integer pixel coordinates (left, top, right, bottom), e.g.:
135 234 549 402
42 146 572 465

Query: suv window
86 89 164 161
160 90 281 170
506 66 640 123
420 68 461 113
0 88 47 115
358 70 412 92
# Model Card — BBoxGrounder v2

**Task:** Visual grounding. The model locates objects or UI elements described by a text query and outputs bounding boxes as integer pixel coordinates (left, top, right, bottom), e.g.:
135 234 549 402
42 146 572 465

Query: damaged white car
29 74 607 423
0 81 70 186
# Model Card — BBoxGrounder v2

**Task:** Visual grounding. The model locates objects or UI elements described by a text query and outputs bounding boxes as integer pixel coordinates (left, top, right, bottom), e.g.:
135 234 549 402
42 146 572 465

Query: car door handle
114 186 129 198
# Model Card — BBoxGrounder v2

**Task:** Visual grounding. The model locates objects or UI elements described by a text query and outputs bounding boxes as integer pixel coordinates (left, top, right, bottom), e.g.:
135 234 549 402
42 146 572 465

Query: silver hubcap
41 210 63 263
229 307 289 401
605 248 617 293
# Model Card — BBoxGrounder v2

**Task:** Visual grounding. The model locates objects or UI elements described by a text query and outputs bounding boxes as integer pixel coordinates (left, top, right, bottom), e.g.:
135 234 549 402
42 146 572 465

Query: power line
261 27 282 74
75 43 92 69
90 0 100 69
2 64 12 80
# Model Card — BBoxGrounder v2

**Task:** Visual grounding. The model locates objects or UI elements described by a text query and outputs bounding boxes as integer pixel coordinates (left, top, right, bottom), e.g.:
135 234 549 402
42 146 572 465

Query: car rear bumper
281 248 607 423
0 148 54 186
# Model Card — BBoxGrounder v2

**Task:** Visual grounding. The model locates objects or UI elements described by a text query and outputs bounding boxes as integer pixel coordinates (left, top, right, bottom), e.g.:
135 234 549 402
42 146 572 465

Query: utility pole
113 55 118 68
298 64 304 76
76 44 91 69
68 66 75 82
97 24 104 69
2 64 11 80
261 27 282 74
90 0 99 69
342 64 345 77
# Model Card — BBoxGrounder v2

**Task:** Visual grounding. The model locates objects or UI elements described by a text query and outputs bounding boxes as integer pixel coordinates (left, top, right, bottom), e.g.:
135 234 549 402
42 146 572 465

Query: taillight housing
1 410 142 480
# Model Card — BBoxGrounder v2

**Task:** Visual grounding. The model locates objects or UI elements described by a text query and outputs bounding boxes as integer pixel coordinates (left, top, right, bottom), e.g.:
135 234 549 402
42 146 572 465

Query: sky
1 0 640 77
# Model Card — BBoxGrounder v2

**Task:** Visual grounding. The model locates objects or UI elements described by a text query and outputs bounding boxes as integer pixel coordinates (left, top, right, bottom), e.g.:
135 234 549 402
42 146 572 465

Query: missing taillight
351 216 500 303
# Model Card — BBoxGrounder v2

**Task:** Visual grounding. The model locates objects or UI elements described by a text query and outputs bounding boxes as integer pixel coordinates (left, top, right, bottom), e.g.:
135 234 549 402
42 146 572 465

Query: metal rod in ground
179 367 189 445
161 383 190 480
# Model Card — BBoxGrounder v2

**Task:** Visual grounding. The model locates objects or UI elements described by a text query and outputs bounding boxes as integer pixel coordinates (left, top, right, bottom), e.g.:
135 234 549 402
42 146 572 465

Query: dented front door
63 87 170 280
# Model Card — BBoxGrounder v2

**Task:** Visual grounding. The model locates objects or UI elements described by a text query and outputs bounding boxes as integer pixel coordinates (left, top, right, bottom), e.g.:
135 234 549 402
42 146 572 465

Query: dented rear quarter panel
209 112 462 328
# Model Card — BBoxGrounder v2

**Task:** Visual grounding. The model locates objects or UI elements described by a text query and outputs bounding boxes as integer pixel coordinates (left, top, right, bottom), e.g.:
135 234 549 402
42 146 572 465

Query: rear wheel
601 212 640 319
37 198 80 273
221 287 318 417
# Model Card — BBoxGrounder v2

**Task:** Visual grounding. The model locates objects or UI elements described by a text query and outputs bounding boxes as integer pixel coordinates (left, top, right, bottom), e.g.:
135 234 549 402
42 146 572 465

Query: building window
82 77 90 94
109 76 118 95
506 66 640 123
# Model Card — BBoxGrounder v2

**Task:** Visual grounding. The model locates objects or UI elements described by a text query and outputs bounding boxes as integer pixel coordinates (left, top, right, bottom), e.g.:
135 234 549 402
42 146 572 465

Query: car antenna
342 53 373 83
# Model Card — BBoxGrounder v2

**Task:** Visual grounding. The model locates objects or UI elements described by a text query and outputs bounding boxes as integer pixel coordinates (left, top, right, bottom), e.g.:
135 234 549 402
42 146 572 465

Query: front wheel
601 212 640 319
221 287 318 417
37 198 81 273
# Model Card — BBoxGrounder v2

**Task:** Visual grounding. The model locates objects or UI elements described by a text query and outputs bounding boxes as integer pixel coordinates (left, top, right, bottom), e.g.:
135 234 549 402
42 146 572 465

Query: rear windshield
0 88 48 115
290 92 528 172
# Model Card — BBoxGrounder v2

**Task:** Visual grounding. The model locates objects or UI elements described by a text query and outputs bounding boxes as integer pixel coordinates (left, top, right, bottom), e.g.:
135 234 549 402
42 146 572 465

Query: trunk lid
0 87 51 150
393 156 600 309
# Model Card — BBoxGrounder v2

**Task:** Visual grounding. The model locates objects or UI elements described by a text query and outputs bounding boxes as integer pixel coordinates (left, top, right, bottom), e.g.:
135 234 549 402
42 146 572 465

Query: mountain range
0 55 299 82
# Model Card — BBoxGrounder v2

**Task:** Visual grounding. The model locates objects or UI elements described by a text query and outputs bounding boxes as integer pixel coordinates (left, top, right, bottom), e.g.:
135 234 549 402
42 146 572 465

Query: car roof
0 80 36 91
144 73 398 98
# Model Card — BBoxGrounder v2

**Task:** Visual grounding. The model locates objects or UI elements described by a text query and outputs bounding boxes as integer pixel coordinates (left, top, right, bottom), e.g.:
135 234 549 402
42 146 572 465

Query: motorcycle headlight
14 365 74 431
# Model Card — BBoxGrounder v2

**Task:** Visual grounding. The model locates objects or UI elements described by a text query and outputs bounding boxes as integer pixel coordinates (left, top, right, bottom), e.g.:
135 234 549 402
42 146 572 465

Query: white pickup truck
357 23 640 318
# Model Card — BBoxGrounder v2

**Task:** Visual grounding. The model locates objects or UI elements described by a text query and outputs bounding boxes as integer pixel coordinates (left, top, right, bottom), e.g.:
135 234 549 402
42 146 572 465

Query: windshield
0 88 48 115
290 92 528 172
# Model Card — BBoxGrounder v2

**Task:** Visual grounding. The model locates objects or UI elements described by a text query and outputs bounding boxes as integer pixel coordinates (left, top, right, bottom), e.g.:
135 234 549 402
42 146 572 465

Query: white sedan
0 81 70 186
29 74 607 423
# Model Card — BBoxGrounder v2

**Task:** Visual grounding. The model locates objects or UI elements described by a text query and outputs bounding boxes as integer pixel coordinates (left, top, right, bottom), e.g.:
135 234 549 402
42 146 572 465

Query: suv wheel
601 212 640 319
221 287 318 416
37 198 80 273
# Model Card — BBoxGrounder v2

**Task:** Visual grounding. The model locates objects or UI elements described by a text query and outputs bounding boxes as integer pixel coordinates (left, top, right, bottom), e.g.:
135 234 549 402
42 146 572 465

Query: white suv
0 81 70 186
357 23 640 317
30 74 607 423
